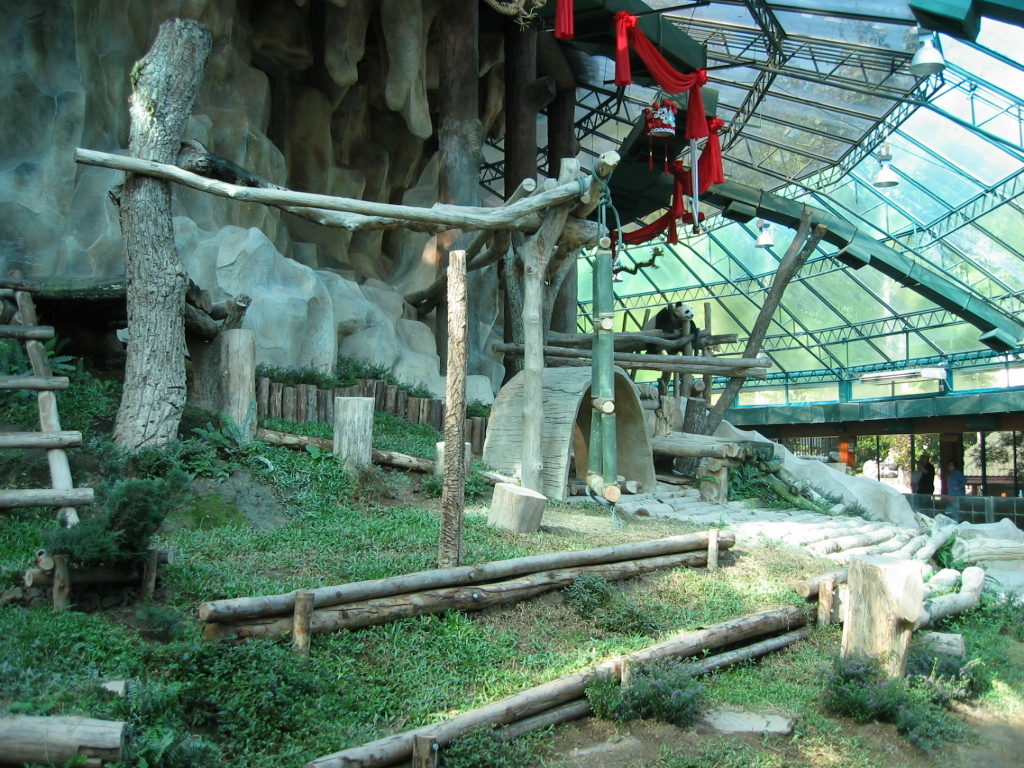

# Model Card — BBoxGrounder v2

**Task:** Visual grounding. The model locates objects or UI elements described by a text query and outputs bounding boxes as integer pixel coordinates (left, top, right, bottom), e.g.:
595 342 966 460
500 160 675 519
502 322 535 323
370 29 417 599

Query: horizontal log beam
200 530 734 623
545 330 738 351
305 605 807 768
493 344 769 378
256 428 435 473
0 431 83 449
0 375 69 391
0 325 55 340
76 148 588 233
793 569 850 600
0 488 94 509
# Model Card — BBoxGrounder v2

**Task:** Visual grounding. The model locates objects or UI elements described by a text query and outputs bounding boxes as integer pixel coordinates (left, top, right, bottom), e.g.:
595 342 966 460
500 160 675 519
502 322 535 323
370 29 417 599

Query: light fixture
755 219 774 248
873 142 899 188
910 29 945 77
860 367 947 384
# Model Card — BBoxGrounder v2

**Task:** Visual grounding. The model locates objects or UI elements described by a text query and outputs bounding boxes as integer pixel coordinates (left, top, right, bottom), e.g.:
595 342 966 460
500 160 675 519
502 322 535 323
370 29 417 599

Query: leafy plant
135 604 187 642
563 574 660 636
465 401 490 418
564 573 614 616
585 658 706 726
440 727 542 768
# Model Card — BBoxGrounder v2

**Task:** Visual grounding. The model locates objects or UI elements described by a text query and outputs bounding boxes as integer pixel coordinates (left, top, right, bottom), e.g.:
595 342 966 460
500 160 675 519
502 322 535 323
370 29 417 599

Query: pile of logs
14 548 171 612
649 433 776 502
794 559 987 676
305 604 808 768
200 532 733 644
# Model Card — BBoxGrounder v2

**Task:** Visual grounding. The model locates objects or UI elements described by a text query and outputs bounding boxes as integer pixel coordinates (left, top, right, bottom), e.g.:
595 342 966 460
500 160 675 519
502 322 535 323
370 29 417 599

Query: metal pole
689 138 701 233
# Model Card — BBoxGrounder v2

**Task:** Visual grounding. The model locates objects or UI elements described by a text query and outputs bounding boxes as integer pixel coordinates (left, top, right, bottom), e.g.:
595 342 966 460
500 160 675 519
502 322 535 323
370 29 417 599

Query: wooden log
256 377 270 420
295 384 308 424
198 531 735 622
218 329 253 438
35 549 55 572
817 577 835 627
205 551 709 640
925 568 961 595
0 324 55 340
256 428 435 472
318 388 333 423
790 573 847 602
333 397 374 469
53 554 70 611
488 483 546 533
809 527 896 556
303 605 804 768
0 431 83 450
892 534 929 559
649 436 743 459
914 524 957 562
306 385 319 424
917 566 985 628
373 449 434 473
282 386 298 423
440 251 468 571
0 375 69 391
0 715 126 766
384 384 399 416
495 700 592 742
841 556 925 678
914 631 966 658
434 441 472 478
269 381 283 419
493 344 770 377
0 488 94 509
479 470 517 486
142 549 159 598
685 628 809 675
25 565 143 588
293 589 314 656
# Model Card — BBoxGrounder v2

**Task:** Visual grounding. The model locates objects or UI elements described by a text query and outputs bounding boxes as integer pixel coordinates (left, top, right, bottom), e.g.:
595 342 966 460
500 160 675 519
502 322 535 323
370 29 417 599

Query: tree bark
439 250 468 568
114 20 212 450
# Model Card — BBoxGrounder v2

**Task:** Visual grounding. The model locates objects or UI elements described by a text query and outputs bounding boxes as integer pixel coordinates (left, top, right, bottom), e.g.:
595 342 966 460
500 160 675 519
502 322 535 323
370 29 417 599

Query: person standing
916 454 936 495
946 460 966 521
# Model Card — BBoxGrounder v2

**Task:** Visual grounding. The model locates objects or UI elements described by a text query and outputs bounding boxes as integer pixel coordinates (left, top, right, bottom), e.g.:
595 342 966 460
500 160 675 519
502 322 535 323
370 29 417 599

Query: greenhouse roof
492 1 1024 392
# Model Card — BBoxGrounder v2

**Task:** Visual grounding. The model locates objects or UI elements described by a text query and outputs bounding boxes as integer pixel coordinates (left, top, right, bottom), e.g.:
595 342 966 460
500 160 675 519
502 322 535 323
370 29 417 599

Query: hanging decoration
613 117 725 246
555 0 574 40
643 99 678 173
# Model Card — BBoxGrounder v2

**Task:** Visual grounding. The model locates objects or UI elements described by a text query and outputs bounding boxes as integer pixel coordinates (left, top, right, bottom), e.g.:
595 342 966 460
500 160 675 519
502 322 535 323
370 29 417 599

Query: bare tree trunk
114 19 212 450
705 211 827 434
439 250 468 568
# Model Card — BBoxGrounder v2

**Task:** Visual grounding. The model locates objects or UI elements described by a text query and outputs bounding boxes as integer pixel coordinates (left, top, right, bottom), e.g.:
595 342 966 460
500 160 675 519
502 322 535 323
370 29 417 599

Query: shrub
564 573 614 616
585 658 706 726
563 574 660 636
440 727 542 768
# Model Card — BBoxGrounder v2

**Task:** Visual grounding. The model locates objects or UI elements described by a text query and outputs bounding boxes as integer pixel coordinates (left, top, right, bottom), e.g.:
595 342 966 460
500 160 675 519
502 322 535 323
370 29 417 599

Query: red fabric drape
612 12 709 139
555 0 574 40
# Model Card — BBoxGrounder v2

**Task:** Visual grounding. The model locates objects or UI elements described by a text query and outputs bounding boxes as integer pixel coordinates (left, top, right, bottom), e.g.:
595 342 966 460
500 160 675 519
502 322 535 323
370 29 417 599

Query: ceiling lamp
910 30 945 77
755 219 774 248
873 143 899 188
860 367 947 384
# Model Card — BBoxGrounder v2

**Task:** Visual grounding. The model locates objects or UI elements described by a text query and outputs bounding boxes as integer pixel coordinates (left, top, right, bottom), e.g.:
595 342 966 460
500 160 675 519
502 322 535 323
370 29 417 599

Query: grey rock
703 708 794 735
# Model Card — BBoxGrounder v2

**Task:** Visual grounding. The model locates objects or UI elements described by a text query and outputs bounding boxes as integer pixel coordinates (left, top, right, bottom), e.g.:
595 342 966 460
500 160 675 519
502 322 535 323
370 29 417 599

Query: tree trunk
439 250 468 568
114 19 212 450
706 211 827 434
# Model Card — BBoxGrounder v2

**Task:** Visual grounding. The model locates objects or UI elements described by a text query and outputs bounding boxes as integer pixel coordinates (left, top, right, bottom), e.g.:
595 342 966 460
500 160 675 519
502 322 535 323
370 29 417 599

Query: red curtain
555 0 574 40
613 12 709 140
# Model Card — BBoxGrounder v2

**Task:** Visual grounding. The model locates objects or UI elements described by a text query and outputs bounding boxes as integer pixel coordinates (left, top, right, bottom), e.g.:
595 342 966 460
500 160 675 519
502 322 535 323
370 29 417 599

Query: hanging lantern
643 99 678 173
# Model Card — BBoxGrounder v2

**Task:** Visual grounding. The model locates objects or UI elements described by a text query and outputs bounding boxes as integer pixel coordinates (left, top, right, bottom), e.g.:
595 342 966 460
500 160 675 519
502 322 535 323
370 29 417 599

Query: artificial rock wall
0 0 507 402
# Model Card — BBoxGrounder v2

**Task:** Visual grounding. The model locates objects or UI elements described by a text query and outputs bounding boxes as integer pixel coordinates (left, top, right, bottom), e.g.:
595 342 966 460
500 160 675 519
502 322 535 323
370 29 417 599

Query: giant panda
642 302 698 394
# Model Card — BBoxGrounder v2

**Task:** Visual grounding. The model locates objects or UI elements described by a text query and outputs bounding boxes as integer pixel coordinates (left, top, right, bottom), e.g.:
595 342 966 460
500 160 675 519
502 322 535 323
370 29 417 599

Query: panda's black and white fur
643 303 698 393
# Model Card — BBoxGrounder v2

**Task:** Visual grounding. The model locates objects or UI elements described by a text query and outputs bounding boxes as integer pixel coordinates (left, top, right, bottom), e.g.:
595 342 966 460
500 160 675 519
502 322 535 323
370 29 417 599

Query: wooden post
707 528 719 572
221 329 256 440
488 483 546 533
332 398 374 469
411 734 439 768
142 549 159 598
841 556 924 678
52 553 70 611
282 386 297 423
440 250 469 569
817 577 835 627
701 302 713 401
256 377 270 420
434 441 473 478
269 381 283 419
293 589 314 656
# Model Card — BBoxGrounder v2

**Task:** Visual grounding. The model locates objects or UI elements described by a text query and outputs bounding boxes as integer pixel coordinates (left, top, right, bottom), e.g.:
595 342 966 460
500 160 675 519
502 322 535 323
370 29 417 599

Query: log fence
255 377 490 456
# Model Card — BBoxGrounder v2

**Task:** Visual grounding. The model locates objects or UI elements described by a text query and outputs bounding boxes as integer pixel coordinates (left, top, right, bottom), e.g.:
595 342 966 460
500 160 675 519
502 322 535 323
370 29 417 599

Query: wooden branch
0 488 94 509
0 325 54 341
0 431 82 450
917 566 985 629
493 344 768 371
0 716 125 767
304 605 805 768
75 148 590 232
545 330 737 351
707 213 828 431
199 531 733 623
0 375 69 391
183 302 220 341
205 551 709 639
914 523 957 562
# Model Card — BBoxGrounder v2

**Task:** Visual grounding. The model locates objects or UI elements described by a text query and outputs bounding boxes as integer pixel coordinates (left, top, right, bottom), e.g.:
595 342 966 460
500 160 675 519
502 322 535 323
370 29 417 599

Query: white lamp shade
755 222 774 248
873 162 899 188
910 36 944 77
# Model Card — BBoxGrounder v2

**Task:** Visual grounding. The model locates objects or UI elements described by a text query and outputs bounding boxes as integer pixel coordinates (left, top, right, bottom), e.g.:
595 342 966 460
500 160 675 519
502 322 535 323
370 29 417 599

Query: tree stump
488 483 546 533
841 556 924 678
332 397 374 469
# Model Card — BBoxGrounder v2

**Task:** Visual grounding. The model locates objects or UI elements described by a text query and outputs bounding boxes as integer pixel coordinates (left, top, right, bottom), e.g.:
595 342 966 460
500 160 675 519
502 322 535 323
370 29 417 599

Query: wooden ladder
0 290 93 524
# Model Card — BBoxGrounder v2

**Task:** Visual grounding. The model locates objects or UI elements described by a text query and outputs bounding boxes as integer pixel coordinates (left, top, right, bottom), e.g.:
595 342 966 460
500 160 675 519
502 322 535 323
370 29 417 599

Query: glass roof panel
769 1 915 22
771 9 913 49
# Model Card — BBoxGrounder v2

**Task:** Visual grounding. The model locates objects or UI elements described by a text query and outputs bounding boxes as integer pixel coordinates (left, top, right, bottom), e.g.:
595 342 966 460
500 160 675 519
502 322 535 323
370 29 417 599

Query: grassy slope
1 404 1022 767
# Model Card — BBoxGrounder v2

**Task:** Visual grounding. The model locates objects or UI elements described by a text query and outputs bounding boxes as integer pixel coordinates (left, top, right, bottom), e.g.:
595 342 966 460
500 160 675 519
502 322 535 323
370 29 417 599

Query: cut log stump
488 483 546 533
